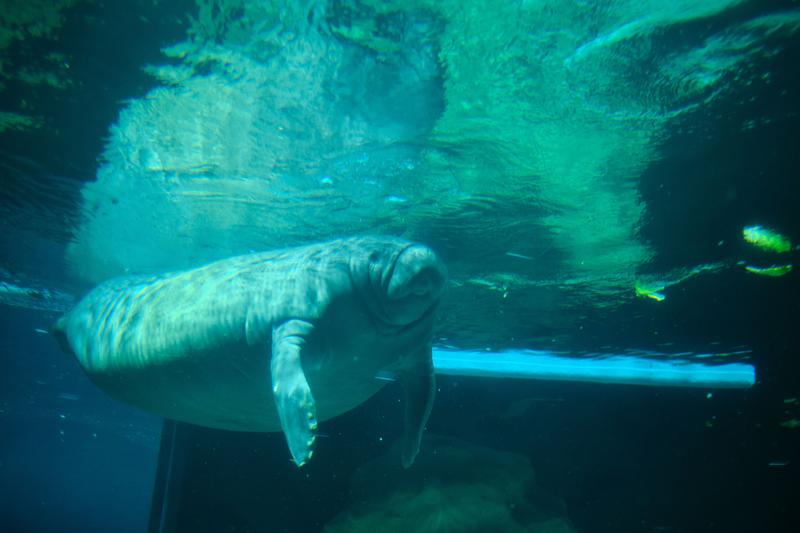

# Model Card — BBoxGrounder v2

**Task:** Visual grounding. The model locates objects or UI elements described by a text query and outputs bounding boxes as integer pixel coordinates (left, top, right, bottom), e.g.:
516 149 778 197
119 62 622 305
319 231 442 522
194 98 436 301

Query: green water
39 0 792 350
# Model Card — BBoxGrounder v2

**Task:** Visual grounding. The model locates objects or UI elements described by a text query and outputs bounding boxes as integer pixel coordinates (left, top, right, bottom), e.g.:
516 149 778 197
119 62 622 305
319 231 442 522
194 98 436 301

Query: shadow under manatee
150 383 410 533
149 374 573 533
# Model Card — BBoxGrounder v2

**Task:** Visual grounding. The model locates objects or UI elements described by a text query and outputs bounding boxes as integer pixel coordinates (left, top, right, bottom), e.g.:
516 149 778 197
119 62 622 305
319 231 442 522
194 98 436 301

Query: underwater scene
1 0 799 531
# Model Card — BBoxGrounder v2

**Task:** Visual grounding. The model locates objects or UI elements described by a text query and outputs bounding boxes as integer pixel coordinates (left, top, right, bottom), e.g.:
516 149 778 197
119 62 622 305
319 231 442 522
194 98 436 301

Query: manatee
53 236 447 467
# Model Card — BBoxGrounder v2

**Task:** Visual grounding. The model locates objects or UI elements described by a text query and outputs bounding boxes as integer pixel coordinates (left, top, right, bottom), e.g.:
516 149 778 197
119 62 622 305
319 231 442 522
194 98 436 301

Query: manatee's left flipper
399 346 436 468
271 319 318 467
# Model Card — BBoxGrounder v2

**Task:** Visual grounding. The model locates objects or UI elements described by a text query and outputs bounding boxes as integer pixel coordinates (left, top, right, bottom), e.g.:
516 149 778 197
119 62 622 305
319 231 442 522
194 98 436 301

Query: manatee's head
351 237 447 327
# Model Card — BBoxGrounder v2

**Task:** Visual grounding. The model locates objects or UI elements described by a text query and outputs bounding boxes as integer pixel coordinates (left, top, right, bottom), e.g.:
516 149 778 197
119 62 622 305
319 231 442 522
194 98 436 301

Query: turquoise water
1 1 799 532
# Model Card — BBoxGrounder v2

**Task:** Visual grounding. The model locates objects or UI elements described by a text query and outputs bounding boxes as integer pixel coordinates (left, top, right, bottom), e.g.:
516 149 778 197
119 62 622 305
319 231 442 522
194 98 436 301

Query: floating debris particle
505 251 532 260
743 225 792 253
383 195 408 204
57 393 80 401
768 460 790 468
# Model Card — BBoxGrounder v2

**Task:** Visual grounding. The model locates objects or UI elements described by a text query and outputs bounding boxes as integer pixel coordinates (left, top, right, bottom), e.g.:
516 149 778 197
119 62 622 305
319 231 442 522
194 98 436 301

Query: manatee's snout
387 244 447 307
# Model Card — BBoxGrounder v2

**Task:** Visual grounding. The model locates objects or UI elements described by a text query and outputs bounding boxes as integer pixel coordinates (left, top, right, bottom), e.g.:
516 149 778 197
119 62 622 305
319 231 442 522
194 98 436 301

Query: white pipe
432 349 755 389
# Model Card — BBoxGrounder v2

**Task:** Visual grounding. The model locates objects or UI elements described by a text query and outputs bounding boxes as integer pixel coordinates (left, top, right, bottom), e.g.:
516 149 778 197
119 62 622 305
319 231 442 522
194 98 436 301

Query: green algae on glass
743 225 792 253
634 280 665 302
744 264 793 277
0 111 40 132
0 0 79 131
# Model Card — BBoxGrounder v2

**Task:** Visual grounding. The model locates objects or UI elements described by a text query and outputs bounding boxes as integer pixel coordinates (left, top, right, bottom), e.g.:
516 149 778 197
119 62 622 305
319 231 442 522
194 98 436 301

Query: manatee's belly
88 342 389 432
87 343 275 431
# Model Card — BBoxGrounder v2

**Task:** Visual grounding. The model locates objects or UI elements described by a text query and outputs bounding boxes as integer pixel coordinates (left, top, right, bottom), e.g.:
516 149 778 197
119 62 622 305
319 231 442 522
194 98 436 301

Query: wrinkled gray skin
53 236 447 467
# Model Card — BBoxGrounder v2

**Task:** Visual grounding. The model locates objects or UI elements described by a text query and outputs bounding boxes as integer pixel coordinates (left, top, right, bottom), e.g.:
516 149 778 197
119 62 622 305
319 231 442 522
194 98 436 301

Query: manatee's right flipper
271 319 318 467
399 345 436 468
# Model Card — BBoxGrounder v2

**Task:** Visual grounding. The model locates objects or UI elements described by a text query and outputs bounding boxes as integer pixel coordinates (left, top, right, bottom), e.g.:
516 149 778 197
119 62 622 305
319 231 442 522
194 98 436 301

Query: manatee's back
54 271 249 373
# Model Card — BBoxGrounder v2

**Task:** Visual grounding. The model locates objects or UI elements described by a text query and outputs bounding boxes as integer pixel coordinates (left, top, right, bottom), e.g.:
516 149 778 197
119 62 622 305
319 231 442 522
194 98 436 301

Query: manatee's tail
51 316 74 355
